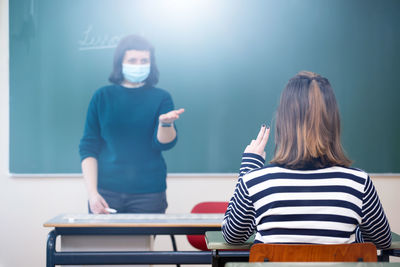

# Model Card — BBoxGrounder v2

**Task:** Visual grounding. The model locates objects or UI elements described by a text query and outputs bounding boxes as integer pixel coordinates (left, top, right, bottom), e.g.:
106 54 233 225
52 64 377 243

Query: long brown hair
270 71 351 169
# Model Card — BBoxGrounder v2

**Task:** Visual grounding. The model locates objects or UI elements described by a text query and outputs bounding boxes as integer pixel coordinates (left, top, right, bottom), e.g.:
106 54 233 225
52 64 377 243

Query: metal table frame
204 231 400 267
46 226 222 266
46 215 400 267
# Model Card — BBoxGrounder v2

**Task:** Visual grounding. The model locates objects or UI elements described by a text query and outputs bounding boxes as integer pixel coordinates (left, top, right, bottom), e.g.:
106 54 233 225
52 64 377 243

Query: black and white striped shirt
222 153 392 249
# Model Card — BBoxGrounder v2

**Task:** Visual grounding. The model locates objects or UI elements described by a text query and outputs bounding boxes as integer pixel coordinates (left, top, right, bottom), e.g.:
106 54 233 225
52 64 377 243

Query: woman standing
79 35 184 214
222 71 391 249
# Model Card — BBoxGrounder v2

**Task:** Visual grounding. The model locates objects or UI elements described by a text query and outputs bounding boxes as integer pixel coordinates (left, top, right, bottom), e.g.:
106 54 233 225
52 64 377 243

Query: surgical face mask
122 64 151 83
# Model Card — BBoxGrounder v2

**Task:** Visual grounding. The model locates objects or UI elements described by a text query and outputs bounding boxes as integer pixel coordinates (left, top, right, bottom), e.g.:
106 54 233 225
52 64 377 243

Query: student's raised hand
244 124 270 159
88 192 110 214
159 108 185 124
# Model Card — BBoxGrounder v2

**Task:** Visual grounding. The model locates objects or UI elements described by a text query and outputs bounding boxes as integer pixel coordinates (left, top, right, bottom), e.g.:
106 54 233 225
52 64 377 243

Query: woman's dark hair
270 71 352 169
109 35 159 86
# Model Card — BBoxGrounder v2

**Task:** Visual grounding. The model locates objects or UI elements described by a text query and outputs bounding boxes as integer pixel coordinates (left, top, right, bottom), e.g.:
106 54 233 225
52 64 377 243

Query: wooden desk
225 263 400 267
205 231 400 267
44 213 224 267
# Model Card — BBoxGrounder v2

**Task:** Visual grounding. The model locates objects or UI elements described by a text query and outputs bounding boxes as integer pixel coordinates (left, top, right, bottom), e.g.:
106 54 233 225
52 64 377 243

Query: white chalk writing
78 25 123 51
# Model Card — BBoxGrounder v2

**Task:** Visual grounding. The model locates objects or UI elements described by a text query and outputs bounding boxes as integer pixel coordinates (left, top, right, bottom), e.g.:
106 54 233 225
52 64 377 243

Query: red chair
187 201 229 250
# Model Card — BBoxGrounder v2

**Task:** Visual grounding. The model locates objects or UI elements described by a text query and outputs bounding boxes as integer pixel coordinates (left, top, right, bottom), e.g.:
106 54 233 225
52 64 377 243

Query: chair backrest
187 201 229 251
249 243 377 262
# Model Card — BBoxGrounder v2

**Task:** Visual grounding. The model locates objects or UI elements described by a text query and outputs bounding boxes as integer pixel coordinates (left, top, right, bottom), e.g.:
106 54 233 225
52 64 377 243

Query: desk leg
212 250 221 267
379 249 397 262
170 235 180 267
211 250 249 267
378 252 389 262
46 230 57 267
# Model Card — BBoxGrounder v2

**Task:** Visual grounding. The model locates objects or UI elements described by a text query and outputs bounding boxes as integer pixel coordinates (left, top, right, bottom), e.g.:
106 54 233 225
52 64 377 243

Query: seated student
222 71 392 249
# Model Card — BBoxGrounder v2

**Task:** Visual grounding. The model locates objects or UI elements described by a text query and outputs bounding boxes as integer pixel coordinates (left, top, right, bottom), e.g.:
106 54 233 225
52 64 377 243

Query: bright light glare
155 0 216 24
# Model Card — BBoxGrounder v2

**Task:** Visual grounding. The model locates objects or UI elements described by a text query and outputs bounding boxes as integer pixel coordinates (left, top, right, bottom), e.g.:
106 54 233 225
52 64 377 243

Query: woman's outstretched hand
159 108 185 124
244 124 270 159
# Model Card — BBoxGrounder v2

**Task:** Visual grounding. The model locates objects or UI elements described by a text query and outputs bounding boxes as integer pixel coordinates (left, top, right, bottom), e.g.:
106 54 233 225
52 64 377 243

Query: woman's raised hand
244 124 270 159
159 108 185 124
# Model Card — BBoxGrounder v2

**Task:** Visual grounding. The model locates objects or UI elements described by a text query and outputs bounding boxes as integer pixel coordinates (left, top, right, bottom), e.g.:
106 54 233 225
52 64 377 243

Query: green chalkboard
10 0 400 174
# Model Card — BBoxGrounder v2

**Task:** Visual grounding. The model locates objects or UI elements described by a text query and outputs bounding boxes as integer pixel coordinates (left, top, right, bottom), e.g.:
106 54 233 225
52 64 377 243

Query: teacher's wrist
159 121 173 127
87 188 99 198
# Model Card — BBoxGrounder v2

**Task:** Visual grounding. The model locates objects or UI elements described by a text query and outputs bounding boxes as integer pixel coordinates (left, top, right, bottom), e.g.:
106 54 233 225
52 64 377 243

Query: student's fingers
255 125 266 144
244 140 256 154
259 127 270 149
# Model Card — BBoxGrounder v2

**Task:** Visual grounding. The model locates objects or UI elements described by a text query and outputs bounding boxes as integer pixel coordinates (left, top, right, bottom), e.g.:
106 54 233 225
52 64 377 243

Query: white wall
0 1 399 267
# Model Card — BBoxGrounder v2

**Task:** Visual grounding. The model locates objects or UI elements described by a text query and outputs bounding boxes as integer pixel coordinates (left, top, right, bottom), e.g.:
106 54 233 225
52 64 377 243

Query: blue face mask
122 64 151 83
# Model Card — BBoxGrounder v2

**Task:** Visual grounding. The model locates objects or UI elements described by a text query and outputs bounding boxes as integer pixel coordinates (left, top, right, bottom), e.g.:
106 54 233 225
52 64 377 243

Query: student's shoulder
241 163 285 183
331 165 369 179
322 165 370 188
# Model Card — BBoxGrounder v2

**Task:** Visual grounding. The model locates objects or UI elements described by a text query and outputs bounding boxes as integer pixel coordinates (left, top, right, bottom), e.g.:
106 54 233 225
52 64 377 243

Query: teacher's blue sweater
79 84 177 194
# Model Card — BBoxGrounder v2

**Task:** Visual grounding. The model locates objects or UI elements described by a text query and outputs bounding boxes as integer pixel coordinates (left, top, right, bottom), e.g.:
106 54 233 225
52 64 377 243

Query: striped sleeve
222 153 265 244
359 176 392 249
239 153 265 176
